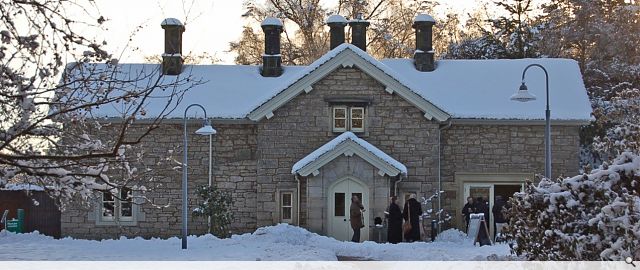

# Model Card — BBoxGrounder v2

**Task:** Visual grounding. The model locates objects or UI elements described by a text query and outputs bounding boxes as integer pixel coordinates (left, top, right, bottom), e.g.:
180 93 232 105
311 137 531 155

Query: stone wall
61 122 258 239
255 66 441 228
440 124 581 230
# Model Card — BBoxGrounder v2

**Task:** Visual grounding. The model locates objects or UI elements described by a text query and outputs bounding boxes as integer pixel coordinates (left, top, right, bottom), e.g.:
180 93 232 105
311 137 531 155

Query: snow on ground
0 224 511 261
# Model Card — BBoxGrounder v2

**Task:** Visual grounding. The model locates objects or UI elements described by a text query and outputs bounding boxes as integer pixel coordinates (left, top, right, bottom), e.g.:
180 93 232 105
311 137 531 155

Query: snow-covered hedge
504 152 640 260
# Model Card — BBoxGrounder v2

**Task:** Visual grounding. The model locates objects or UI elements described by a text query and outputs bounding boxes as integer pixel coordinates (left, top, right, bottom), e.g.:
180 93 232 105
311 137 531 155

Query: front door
463 183 524 239
328 177 369 242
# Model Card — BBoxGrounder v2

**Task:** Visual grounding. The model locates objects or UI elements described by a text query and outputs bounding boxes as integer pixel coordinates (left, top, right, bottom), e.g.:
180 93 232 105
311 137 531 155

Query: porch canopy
291 132 407 177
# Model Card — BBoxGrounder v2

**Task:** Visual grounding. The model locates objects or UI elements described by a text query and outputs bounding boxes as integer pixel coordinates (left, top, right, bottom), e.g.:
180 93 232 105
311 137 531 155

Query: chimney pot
326 15 347 50
348 13 369 52
412 14 435 72
161 18 185 75
261 17 283 77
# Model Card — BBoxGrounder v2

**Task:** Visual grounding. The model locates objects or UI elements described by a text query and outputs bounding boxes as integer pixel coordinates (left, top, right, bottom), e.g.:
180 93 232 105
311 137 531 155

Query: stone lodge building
61 14 592 242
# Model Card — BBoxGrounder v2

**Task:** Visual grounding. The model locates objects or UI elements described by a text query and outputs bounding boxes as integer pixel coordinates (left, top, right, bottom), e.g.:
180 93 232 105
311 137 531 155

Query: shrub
504 152 640 260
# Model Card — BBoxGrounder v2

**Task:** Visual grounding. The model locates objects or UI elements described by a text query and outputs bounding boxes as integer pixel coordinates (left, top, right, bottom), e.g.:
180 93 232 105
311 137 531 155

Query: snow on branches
0 0 198 208
504 152 640 260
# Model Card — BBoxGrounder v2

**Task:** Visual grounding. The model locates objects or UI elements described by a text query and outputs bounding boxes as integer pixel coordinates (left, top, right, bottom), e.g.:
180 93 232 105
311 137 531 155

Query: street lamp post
510 64 551 179
182 104 216 249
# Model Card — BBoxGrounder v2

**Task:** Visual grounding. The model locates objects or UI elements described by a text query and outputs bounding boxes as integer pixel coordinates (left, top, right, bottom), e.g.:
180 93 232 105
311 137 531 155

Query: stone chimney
326 15 347 50
161 18 185 76
412 14 436 72
348 13 369 52
261 17 283 77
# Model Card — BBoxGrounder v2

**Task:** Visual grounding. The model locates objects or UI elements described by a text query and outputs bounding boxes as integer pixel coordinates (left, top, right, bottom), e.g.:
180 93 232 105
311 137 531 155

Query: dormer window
333 106 365 133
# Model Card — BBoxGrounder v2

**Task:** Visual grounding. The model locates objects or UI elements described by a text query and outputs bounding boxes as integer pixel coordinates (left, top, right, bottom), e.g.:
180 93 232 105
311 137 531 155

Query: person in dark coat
350 195 365 242
461 196 475 233
386 196 403 244
492 195 507 241
474 197 490 227
402 194 423 242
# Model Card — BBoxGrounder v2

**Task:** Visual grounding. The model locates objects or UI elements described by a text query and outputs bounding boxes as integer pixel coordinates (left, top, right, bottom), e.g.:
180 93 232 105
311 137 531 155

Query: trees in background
0 0 195 207
229 0 463 65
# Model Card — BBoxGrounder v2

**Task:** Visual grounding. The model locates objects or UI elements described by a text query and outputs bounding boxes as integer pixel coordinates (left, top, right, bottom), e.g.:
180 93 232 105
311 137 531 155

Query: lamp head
510 82 537 102
195 119 216 136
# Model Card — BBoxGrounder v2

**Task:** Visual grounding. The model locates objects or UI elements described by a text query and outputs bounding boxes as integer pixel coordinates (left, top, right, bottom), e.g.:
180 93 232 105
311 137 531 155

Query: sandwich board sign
467 213 492 246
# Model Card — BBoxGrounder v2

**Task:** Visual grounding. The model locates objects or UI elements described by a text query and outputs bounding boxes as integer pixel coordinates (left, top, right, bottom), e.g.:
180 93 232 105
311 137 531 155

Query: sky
89 0 493 64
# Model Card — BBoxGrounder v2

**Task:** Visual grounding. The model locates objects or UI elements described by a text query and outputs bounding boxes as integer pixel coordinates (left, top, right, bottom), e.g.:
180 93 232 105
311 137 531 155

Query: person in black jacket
461 196 475 233
492 195 507 241
386 196 403 244
402 194 423 242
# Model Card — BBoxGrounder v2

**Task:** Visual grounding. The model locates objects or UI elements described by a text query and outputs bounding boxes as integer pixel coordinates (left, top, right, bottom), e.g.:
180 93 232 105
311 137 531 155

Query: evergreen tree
192 185 234 238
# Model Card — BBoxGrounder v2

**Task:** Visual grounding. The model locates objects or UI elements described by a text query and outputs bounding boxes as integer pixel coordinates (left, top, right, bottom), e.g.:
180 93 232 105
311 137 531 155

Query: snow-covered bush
504 152 640 260
192 185 234 238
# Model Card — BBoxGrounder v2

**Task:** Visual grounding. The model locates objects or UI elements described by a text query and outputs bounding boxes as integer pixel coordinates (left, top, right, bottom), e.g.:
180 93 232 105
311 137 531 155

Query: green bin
6 209 25 233
6 219 22 233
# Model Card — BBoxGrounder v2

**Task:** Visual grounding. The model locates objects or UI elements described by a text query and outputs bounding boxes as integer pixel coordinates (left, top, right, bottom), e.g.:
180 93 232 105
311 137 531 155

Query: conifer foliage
504 152 640 260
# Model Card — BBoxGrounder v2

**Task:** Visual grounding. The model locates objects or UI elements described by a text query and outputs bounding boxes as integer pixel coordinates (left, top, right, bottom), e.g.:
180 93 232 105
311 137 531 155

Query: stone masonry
61 66 583 240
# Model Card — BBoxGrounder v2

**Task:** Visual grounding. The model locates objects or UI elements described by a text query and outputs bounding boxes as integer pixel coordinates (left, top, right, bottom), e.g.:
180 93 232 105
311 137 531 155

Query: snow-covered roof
1 183 45 191
292 132 407 177
261 17 283 27
326 14 347 24
414 14 435 23
161 18 183 26
76 44 592 122
380 58 593 121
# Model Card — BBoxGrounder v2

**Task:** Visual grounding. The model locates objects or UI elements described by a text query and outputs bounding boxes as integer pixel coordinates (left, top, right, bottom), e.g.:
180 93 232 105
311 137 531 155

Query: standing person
492 196 507 241
350 195 365 242
461 197 475 233
402 194 423 242
386 196 403 244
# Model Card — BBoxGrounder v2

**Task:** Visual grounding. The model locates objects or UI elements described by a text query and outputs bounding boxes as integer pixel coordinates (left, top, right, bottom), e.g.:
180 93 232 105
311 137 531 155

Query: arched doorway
328 177 369 242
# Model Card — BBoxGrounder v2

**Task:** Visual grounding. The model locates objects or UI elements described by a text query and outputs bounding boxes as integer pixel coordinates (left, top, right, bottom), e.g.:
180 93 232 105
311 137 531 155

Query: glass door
464 184 494 239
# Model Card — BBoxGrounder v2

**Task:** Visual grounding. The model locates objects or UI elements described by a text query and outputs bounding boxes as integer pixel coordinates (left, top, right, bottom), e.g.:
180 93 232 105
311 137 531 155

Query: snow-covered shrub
192 185 234 238
504 152 640 260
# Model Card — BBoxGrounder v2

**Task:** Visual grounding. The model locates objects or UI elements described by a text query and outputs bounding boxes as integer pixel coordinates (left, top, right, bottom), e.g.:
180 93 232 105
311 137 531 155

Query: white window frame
333 106 348 132
350 107 365 132
280 192 294 223
332 105 365 133
97 187 137 225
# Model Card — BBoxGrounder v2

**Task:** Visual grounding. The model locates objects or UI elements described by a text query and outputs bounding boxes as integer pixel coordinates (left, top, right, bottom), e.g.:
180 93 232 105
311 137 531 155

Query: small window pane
351 108 363 119
282 193 292 206
334 108 346 118
102 191 115 219
351 119 363 129
335 193 345 216
282 207 292 220
102 202 115 217
334 119 346 129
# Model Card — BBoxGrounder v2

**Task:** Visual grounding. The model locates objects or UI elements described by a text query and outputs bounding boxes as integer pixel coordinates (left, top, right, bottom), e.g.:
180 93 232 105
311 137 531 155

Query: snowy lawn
0 224 512 261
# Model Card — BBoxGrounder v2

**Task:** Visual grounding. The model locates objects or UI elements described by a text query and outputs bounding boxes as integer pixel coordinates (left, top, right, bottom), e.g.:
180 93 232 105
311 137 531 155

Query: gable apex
247 44 450 122
292 132 407 177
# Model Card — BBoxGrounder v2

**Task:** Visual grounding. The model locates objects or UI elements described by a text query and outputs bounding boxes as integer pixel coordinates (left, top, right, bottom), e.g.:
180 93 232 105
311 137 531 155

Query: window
332 106 365 132
280 192 293 222
350 107 364 132
333 107 347 132
100 188 134 223
280 192 294 223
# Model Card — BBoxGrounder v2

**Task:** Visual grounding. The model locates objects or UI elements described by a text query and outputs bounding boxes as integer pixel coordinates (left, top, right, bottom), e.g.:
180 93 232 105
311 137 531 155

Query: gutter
394 175 403 197
437 120 452 233
295 174 302 226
